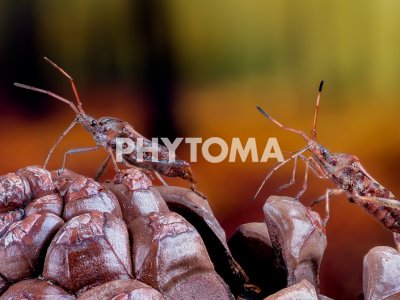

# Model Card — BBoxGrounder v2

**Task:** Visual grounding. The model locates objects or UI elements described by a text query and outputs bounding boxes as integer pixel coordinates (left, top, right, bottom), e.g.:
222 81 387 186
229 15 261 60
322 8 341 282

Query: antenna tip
319 80 324 92
43 57 54 65
256 105 270 118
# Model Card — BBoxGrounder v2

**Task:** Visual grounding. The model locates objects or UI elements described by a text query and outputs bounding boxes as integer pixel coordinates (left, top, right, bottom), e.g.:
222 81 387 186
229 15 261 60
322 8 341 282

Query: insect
254 81 400 250
14 57 201 196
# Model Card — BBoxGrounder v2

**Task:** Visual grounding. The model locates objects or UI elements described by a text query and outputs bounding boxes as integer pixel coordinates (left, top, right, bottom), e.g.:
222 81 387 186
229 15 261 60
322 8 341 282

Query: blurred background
1 1 400 298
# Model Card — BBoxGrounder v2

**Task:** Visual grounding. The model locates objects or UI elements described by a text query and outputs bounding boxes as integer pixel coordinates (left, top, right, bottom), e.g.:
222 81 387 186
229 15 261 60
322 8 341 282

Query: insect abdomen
356 197 400 233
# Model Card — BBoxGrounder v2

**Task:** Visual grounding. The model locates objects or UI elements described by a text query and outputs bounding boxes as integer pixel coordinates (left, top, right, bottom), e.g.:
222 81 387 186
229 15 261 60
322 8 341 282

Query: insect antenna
311 80 324 140
256 105 310 141
43 57 85 114
13 82 83 168
13 83 80 115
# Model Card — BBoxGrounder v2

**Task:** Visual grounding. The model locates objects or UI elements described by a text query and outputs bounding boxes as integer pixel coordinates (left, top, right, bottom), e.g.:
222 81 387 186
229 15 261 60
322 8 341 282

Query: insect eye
91 120 97 126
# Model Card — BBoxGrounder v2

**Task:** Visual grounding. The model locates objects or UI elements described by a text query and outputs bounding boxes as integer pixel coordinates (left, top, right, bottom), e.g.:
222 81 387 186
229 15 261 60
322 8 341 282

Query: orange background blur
1 2 400 299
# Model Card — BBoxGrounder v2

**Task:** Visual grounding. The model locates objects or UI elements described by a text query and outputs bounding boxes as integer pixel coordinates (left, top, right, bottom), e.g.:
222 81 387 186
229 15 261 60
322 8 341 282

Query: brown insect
254 81 400 250
14 58 200 195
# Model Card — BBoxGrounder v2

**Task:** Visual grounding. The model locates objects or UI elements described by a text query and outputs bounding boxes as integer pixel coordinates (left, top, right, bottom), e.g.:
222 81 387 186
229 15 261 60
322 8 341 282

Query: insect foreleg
253 147 309 201
296 155 330 200
277 154 328 194
312 188 345 226
296 156 312 199
44 118 78 169
276 155 298 192
299 155 328 180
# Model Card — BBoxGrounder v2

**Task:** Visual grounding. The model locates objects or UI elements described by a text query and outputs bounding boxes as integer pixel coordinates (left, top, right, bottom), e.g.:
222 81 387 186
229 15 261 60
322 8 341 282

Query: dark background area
1 2 400 299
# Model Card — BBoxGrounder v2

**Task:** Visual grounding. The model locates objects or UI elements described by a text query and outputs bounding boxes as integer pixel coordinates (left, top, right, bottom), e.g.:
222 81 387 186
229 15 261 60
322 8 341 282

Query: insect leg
144 159 195 183
61 146 100 171
154 171 169 186
183 167 207 199
278 153 329 194
297 155 331 199
44 57 84 112
253 147 309 201
276 155 298 192
107 149 121 173
44 118 78 169
295 156 312 199
299 155 328 180
354 196 400 209
394 233 400 252
151 159 206 198
312 188 344 226
94 154 111 181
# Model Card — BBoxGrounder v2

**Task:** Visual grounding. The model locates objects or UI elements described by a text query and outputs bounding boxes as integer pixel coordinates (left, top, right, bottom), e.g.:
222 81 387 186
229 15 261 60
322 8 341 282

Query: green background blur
1 1 400 299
